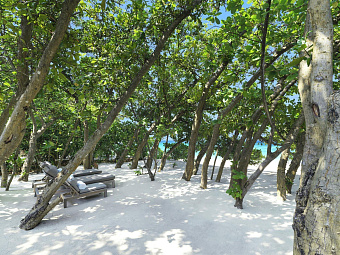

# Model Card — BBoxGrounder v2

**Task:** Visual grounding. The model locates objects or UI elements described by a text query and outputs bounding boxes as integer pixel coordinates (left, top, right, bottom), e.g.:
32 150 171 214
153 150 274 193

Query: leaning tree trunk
20 108 54 181
158 138 186 171
192 136 211 175
1 163 8 188
83 120 92 169
210 148 219 180
145 138 160 181
285 131 305 194
183 62 227 181
19 1 203 230
215 142 234 182
276 147 290 201
131 122 158 169
293 0 334 253
115 128 139 168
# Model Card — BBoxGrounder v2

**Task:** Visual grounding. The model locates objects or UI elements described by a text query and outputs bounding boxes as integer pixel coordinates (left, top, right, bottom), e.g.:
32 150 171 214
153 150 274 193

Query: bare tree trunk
286 131 305 194
158 138 186 171
145 138 160 170
19 2 202 230
216 143 234 182
1 163 8 188
130 125 155 169
145 138 160 181
210 148 219 180
193 136 211 175
277 147 290 201
293 0 334 253
116 128 139 168
20 108 54 181
83 120 92 169
6 148 21 191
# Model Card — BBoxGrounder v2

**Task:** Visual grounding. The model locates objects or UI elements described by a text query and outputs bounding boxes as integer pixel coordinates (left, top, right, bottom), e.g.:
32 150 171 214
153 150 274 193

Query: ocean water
159 141 277 158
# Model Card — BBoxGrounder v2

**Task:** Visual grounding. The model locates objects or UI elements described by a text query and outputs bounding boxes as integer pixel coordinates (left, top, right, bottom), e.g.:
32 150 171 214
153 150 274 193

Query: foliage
170 143 189 161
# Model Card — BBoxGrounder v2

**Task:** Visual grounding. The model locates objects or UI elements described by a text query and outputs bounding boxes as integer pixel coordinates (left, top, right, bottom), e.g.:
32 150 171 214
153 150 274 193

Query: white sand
0 158 299 255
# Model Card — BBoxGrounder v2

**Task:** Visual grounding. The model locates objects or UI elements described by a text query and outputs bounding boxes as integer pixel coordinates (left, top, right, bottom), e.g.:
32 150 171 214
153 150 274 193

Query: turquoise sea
159 141 277 158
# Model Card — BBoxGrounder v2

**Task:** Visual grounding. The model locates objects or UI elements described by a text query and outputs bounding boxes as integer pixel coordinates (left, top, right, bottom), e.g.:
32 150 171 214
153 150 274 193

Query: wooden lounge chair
33 161 115 196
61 179 107 208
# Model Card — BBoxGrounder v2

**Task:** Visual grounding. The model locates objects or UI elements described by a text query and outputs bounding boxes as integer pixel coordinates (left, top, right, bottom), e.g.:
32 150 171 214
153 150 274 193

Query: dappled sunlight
1 161 298 255
145 229 194 255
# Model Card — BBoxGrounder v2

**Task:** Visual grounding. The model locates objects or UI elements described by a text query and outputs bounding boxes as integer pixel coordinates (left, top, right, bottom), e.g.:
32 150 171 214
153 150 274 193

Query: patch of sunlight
88 229 145 252
14 233 41 255
61 225 82 236
273 237 285 245
145 229 193 255
81 205 101 213
246 231 263 238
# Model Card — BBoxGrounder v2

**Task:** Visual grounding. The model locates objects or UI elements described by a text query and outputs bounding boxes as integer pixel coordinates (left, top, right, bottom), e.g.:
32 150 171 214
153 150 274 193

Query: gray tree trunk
193 136 211 175
286 131 305 194
130 124 156 169
83 120 92 169
293 0 334 253
116 128 139 168
158 138 186 171
1 163 8 188
277 147 290 201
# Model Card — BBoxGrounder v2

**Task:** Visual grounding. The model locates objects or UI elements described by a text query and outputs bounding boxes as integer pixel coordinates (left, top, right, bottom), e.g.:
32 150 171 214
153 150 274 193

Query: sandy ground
0 158 299 255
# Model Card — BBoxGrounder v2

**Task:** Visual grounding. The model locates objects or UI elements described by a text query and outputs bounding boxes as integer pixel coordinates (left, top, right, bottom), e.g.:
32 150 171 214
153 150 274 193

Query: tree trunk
6 148 20 191
277 147 290 201
236 113 304 209
183 62 227 181
158 138 186 171
293 0 334 253
215 143 234 182
130 125 155 169
294 92 340 254
210 148 218 180
286 132 305 194
83 120 92 169
158 134 169 172
1 163 8 188
193 136 211 175
116 127 139 168
20 134 37 182
19 2 201 230
145 138 160 170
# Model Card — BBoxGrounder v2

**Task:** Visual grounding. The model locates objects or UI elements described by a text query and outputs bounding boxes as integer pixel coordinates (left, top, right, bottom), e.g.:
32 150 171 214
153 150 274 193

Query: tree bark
193 136 211 175
115 127 139 168
293 0 334 253
215 136 237 183
20 108 54 181
210 148 218 180
19 2 202 230
1 163 8 188
130 124 156 169
277 147 290 201
83 120 92 169
286 131 305 194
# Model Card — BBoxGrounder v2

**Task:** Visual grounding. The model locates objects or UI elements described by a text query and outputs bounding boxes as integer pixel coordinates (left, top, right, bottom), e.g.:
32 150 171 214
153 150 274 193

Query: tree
293 0 337 253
